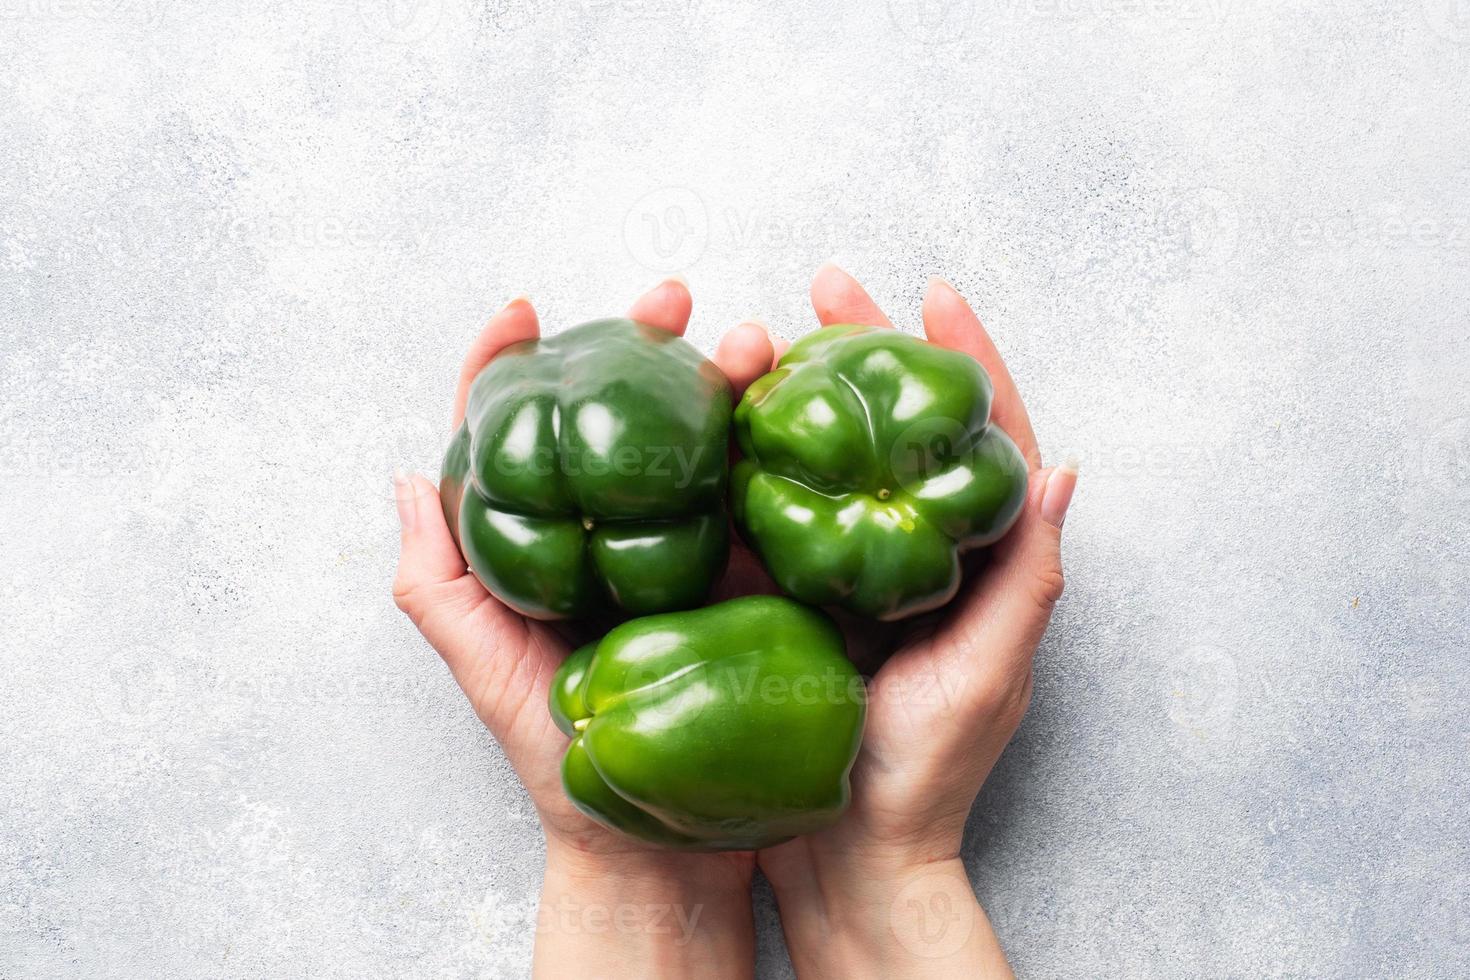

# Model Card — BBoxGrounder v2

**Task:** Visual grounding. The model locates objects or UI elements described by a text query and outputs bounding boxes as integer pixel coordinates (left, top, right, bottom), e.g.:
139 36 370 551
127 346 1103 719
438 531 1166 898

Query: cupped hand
391 269 1073 977
391 280 775 904
750 265 1076 976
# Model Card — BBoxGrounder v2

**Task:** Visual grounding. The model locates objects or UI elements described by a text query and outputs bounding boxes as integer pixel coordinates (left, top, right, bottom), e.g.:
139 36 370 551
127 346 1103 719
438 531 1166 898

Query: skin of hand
394 268 1074 979
750 265 1078 979
391 278 777 980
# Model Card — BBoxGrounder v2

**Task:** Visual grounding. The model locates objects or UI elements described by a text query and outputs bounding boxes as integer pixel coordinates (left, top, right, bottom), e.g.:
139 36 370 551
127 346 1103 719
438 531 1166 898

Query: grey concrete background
2 0 1467 976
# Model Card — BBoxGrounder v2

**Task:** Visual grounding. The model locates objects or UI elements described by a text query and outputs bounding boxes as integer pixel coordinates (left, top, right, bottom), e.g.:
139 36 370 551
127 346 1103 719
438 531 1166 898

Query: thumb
944 462 1077 680
392 468 470 616
391 469 515 663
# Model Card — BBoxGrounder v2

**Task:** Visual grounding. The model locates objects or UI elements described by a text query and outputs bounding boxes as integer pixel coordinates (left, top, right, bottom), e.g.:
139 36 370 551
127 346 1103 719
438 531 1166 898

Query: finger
771 337 790 367
713 320 776 400
452 298 540 428
922 277 1039 467
626 276 693 335
811 263 892 327
943 463 1076 683
392 470 565 767
392 469 475 606
391 468 528 674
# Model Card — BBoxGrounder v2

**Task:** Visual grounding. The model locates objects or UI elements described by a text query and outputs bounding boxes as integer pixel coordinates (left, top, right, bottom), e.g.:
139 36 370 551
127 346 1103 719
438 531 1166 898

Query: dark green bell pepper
549 595 866 850
732 324 1028 620
441 318 731 620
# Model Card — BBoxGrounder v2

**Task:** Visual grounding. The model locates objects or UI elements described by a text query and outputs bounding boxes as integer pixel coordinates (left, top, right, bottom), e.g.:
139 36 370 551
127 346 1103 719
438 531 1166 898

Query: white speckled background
2 0 1467 976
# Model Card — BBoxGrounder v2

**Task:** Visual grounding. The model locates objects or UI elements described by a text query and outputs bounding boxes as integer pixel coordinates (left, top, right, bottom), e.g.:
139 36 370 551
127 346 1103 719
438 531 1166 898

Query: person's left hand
750 265 1075 978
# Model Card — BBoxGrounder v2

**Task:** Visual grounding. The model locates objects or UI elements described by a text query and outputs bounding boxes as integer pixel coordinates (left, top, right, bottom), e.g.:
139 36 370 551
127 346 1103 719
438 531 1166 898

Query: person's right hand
392 278 777 979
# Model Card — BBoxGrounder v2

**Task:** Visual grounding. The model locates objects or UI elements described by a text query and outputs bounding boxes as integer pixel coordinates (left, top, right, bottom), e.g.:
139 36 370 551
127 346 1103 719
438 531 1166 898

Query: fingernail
503 294 531 310
661 273 690 290
927 275 952 292
737 317 768 332
1041 459 1078 529
393 467 417 531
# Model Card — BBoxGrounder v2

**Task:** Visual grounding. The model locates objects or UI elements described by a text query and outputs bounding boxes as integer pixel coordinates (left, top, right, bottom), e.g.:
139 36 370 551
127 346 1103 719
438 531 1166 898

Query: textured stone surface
2 1 1468 976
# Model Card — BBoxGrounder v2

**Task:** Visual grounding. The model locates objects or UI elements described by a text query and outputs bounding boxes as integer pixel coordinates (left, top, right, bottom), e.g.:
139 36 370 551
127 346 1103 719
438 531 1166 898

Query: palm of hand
394 268 1069 879
393 280 770 882
751 268 1069 875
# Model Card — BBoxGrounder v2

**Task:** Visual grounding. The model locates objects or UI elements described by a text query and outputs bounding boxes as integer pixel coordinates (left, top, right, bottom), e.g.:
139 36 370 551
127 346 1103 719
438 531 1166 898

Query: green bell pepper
732 324 1028 620
549 595 866 850
441 318 732 620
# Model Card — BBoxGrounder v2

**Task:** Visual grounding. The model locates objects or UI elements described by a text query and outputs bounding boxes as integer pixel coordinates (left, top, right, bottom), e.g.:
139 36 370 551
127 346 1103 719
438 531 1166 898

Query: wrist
765 847 1011 979
542 836 753 908
535 839 755 979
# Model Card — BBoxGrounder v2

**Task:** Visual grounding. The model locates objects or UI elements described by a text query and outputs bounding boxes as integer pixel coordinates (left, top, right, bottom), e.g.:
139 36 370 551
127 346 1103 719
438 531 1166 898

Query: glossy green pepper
549 595 866 850
441 318 731 620
732 324 1028 620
